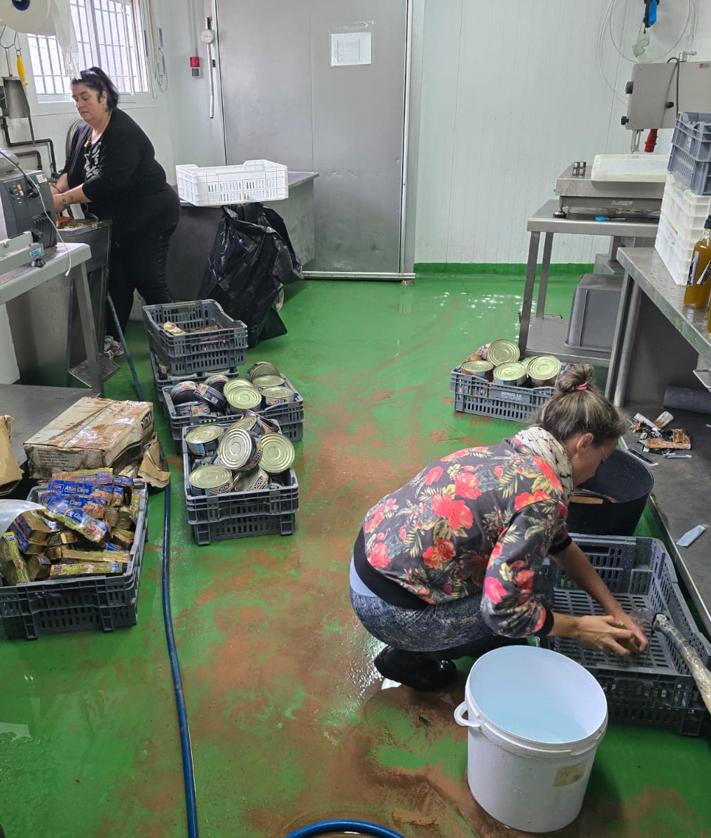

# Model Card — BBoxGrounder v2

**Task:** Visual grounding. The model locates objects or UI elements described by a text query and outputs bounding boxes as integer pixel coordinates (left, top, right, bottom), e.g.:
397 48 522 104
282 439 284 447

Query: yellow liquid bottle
683 217 711 308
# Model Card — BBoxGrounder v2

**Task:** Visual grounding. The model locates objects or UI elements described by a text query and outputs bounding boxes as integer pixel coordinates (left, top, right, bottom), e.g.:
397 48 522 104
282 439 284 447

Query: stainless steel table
518 200 657 365
0 242 102 394
606 246 711 636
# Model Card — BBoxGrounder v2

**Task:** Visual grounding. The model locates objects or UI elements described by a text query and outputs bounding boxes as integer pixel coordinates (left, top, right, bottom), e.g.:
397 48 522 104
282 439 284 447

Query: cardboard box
0 416 22 496
24 398 154 479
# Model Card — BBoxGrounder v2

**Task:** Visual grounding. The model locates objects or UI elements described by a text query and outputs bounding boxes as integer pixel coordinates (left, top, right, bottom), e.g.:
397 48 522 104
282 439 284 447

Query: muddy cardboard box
24 398 154 479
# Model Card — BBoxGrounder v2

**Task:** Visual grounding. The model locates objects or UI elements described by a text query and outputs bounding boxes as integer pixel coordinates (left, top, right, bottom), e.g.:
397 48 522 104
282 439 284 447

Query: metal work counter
518 200 657 365
606 246 711 636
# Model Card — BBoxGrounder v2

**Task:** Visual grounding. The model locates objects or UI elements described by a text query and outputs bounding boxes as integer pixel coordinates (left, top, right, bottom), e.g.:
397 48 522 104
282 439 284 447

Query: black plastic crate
544 534 711 736
182 422 299 525
450 368 554 422
163 379 304 448
150 351 239 407
0 483 148 640
143 299 248 376
190 511 295 546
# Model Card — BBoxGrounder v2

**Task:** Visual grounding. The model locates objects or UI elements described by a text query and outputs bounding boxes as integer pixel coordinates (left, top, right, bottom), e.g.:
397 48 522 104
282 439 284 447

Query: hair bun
555 363 594 395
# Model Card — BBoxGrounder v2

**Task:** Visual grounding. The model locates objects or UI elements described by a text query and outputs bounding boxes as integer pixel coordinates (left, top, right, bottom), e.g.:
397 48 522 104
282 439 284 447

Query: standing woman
52 67 180 334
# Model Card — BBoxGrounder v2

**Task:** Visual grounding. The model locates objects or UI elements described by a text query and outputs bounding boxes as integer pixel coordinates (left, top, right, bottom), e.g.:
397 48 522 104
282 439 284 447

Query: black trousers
107 225 176 335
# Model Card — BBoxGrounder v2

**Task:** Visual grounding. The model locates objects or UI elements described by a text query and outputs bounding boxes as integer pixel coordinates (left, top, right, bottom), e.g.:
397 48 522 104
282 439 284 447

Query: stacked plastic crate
656 112 711 285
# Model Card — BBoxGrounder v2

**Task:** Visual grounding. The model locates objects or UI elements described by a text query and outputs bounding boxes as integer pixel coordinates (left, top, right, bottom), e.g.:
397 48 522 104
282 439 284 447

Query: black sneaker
374 646 457 691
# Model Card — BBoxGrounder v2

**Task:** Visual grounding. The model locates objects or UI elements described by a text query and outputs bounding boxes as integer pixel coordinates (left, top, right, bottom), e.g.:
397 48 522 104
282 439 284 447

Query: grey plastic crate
544 534 711 736
163 379 304 448
150 351 239 407
190 511 296 546
0 482 148 640
671 112 711 163
182 422 299 525
143 299 248 376
450 368 554 423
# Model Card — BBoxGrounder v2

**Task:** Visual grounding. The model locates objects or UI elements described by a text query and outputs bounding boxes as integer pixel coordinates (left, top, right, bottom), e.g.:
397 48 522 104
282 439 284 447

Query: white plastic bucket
454 646 607 833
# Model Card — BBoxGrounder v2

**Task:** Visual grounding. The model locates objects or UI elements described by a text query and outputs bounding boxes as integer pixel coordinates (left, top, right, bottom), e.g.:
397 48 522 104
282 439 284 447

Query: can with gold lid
225 384 263 413
224 378 255 394
216 427 260 472
248 361 280 381
252 374 286 390
188 464 233 496
487 339 521 367
528 355 561 387
460 359 494 380
493 362 528 387
233 467 270 493
258 433 295 474
261 385 296 406
185 424 225 457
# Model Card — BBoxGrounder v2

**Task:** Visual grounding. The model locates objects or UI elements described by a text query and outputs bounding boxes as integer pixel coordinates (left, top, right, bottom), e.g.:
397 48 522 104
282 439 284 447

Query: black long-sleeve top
64 107 179 239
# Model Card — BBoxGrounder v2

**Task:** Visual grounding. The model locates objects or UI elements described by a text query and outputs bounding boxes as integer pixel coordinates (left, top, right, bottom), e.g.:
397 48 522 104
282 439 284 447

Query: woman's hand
571 615 640 656
607 610 649 653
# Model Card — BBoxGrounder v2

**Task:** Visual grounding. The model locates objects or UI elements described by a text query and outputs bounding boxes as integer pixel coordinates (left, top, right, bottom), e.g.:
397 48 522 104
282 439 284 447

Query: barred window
27 0 149 98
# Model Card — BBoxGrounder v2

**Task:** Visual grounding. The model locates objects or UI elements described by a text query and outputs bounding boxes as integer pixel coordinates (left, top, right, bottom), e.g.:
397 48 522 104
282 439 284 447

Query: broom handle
654 615 711 715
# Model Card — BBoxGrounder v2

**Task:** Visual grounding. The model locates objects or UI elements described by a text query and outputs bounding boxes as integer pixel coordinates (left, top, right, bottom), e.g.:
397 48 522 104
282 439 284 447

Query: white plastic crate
655 215 696 285
591 153 668 182
661 173 711 233
176 160 289 207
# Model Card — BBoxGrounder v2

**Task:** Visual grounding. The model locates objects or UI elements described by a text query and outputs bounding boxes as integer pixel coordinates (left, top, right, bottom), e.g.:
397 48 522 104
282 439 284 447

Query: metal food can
233 467 270 493
252 374 286 390
196 383 227 411
175 400 202 416
229 412 261 433
487 339 521 367
258 433 295 474
528 355 561 387
170 380 200 405
261 385 296 406
185 424 225 457
493 362 528 387
188 404 212 417
203 373 231 394
216 427 260 472
247 361 280 381
460 360 493 380
188 465 233 496
225 384 263 413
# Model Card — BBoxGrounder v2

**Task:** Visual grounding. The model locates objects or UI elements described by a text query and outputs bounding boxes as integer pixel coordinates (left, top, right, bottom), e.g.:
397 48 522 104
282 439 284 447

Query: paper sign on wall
330 32 372 67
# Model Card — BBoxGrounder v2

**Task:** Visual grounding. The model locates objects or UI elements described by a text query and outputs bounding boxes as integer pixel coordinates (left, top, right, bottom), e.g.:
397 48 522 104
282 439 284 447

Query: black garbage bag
200 203 302 347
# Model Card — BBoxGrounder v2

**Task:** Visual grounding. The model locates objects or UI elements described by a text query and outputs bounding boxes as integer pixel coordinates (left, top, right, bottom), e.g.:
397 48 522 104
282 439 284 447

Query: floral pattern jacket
360 438 570 637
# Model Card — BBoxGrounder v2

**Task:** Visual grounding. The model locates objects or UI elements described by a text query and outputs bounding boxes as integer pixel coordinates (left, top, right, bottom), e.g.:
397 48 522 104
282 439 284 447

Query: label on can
185 424 225 456
261 386 295 406
170 380 200 405
196 383 227 410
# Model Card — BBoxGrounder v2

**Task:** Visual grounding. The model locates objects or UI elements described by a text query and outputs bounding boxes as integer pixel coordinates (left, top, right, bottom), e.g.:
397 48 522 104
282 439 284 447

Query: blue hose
162 482 200 838
284 821 404 837
107 293 145 401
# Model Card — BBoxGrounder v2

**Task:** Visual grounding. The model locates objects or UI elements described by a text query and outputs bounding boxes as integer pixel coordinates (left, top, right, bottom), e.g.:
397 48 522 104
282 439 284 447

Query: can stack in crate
657 113 711 284
0 482 148 640
182 421 299 545
162 365 304 448
451 340 558 422
544 534 711 736
143 299 248 377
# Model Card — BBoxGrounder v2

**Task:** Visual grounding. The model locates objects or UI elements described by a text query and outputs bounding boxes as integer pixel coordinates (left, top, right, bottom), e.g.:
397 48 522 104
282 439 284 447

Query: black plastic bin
567 449 654 536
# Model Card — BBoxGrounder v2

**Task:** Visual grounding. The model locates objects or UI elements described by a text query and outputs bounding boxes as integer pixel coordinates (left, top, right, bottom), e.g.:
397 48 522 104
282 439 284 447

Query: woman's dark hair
71 67 119 110
534 364 626 445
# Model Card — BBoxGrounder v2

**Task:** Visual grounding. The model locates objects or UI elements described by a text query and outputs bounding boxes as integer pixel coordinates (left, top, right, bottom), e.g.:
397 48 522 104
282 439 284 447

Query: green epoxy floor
1 272 709 838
